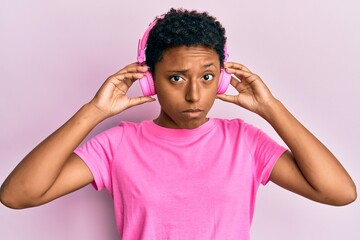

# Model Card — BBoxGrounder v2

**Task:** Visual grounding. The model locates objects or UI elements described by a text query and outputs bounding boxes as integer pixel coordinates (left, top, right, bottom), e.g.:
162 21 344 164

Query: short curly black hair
145 8 227 75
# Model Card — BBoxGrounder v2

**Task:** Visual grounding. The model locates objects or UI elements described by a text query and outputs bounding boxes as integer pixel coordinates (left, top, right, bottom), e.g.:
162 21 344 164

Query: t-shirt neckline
143 118 216 140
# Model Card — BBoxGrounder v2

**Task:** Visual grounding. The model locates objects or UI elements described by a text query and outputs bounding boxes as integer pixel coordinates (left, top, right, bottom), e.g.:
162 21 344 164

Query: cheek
205 82 218 105
205 94 217 108
155 85 177 110
205 82 218 98
155 80 171 101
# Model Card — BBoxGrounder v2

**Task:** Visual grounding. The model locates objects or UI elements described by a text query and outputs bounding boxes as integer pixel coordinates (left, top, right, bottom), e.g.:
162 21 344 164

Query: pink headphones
137 16 231 96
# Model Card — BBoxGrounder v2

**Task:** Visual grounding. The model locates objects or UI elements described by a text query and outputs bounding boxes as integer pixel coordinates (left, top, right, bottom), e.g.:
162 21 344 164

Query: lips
182 109 203 113
181 109 204 118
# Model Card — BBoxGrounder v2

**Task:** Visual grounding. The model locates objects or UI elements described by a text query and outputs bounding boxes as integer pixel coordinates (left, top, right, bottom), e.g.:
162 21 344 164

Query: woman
0 8 356 240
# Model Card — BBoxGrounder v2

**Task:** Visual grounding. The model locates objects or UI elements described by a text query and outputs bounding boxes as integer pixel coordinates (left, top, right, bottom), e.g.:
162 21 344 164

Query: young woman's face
153 45 220 129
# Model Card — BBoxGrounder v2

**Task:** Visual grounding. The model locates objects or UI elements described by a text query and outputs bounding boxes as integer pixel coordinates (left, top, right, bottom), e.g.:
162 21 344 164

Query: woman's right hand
89 62 156 119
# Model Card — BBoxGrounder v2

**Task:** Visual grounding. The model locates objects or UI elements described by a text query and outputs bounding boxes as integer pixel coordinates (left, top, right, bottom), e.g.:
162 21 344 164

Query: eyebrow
167 63 216 73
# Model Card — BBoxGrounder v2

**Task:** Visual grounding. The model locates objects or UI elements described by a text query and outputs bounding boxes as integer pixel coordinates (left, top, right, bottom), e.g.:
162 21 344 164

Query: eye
169 75 184 82
202 74 214 81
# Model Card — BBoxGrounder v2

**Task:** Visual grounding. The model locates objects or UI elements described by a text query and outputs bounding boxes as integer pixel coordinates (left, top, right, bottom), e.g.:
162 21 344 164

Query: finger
110 72 145 84
107 72 145 94
113 62 137 74
127 96 156 108
123 65 149 74
229 76 248 93
116 63 149 75
121 72 145 88
230 76 241 87
226 68 254 82
116 67 148 76
216 93 238 104
225 62 252 73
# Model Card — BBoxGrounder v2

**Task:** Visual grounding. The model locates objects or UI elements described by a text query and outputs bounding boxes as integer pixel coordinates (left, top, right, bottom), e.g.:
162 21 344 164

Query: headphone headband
137 15 228 63
137 16 164 63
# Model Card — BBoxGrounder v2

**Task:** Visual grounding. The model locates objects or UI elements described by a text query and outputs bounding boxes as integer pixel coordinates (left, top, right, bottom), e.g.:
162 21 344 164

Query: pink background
1 0 359 239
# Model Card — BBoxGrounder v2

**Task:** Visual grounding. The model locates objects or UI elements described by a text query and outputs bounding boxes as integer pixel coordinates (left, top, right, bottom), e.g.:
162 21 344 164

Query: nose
185 80 200 102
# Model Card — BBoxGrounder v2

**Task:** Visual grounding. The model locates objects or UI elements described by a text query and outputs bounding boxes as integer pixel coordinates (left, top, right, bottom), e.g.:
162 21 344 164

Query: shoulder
89 120 147 143
213 118 267 146
104 120 150 133
213 118 259 132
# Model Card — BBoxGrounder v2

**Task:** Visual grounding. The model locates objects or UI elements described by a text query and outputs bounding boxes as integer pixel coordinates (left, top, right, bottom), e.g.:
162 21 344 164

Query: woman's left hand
217 62 276 115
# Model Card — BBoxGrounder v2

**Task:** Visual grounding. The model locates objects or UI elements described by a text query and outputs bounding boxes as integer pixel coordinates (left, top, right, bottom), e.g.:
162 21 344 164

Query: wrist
79 102 109 125
256 98 285 122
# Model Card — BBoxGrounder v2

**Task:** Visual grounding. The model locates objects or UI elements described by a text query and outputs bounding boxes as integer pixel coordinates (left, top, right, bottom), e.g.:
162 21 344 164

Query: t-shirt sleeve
244 123 288 185
73 125 123 192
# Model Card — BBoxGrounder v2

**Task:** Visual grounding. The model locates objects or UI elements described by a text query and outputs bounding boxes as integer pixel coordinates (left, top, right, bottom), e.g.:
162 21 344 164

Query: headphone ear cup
139 71 156 96
217 68 231 94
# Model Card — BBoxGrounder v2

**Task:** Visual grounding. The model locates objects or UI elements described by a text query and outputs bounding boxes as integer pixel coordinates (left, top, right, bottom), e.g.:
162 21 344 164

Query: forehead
159 45 220 67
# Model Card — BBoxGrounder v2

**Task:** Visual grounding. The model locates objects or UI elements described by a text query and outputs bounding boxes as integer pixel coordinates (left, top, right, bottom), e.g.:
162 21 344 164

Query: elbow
0 195 32 210
329 182 357 206
1 179 50 209
0 185 32 209
313 180 357 206
0 189 21 209
341 183 357 205
0 187 15 209
0 197 23 210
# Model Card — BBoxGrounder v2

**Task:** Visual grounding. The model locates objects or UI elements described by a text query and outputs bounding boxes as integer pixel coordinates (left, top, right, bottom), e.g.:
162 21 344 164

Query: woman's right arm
0 63 154 209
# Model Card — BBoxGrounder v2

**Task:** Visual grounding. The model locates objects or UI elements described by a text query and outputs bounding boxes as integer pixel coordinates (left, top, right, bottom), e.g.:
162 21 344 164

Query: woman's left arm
217 62 357 206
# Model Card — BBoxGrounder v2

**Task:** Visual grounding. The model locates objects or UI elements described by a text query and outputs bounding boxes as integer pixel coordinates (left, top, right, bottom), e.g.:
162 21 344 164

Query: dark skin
154 46 219 129
0 45 356 209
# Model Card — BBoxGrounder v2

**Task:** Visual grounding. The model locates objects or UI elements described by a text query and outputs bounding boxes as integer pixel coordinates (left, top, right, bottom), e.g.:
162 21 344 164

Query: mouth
182 109 203 113
181 109 204 118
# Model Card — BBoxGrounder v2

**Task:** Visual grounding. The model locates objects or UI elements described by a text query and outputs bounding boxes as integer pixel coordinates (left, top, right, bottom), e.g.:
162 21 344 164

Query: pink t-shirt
74 118 287 239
